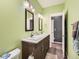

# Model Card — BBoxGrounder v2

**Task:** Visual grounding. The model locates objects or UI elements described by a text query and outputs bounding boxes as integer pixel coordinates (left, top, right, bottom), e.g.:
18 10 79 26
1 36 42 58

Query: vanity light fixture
38 14 43 18
30 5 33 9
24 0 35 12
32 8 35 12
24 0 29 8
38 14 41 18
30 6 35 12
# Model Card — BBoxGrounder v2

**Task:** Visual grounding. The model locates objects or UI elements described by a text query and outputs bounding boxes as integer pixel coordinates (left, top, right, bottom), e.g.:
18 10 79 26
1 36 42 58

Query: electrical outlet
0 48 2 50
0 48 2 52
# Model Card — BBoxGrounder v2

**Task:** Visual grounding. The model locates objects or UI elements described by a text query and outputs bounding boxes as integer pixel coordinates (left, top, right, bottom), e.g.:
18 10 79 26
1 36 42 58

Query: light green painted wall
65 0 79 59
43 3 65 15
0 0 34 55
0 0 44 56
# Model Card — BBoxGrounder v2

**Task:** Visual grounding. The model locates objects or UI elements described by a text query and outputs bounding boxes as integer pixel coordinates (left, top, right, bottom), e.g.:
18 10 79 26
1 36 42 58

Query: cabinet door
22 42 29 59
34 45 42 59
42 37 49 59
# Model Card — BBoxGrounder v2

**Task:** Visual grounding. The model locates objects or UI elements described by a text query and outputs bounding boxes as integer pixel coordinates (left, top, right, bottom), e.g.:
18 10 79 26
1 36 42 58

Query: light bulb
30 5 33 9
38 14 41 17
32 9 35 12
24 1 29 8
38 14 43 18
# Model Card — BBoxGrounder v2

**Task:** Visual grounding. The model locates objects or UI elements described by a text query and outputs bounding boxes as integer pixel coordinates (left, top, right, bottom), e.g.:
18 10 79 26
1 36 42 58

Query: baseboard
52 41 62 45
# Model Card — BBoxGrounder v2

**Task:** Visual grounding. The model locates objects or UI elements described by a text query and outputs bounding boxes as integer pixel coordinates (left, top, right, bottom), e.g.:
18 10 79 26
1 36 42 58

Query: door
52 16 62 42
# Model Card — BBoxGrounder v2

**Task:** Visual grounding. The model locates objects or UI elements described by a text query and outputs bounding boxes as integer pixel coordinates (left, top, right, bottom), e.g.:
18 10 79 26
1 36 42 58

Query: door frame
49 12 65 56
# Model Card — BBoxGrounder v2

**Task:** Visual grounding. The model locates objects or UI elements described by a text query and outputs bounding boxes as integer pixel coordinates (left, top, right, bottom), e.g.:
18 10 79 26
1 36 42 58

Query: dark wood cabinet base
22 35 50 59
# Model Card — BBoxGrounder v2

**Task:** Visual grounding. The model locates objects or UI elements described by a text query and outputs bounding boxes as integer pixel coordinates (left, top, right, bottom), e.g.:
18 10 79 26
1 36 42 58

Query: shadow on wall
65 11 68 59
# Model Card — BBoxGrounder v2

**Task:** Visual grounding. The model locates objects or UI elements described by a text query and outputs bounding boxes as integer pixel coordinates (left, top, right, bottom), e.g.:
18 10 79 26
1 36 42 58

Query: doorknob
54 28 56 31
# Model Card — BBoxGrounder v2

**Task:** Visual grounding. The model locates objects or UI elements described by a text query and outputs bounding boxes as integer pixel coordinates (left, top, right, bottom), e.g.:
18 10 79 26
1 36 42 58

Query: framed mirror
25 9 34 31
38 18 43 31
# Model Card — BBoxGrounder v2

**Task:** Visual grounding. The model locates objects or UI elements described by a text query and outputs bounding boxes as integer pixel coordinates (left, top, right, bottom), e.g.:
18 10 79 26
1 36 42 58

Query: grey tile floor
45 43 64 59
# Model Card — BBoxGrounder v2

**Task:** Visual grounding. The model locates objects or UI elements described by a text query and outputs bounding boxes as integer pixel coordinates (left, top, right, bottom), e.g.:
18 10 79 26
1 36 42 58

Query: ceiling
37 0 65 8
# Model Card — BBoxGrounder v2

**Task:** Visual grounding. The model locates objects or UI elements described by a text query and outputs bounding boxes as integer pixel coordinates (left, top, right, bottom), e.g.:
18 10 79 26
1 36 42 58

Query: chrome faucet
30 32 34 37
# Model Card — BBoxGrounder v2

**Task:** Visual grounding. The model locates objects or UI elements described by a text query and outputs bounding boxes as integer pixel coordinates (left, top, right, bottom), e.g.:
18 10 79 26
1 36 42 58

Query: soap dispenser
30 32 34 37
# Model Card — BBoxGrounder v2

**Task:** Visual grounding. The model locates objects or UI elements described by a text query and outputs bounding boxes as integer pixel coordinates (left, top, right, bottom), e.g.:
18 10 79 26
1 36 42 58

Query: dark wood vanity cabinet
22 35 50 59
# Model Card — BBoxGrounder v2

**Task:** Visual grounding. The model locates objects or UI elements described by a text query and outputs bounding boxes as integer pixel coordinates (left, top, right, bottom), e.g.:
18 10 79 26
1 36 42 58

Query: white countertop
22 34 49 44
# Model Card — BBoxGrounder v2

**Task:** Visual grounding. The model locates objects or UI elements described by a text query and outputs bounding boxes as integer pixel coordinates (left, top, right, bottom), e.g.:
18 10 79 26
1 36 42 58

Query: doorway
51 16 62 42
49 13 65 58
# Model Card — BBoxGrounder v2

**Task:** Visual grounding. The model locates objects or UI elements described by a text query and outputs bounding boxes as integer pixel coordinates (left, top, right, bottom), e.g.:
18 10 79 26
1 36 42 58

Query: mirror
38 18 43 31
25 9 34 31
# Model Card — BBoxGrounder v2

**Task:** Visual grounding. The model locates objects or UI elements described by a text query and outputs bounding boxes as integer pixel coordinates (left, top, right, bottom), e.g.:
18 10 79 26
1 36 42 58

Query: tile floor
45 43 64 59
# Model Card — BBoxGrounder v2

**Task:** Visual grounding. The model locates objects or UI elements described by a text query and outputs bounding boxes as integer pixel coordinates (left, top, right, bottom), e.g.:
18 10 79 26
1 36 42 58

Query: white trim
49 12 65 57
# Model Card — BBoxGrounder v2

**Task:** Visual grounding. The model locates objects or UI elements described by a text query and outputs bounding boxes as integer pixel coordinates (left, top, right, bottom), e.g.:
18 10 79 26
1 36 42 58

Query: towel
72 22 78 39
1 53 10 59
73 21 79 53
73 39 79 53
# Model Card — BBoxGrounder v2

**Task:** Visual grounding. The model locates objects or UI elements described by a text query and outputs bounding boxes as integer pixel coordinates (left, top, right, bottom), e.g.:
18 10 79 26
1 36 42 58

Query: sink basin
32 33 46 38
27 37 39 40
22 34 48 43
32 35 41 39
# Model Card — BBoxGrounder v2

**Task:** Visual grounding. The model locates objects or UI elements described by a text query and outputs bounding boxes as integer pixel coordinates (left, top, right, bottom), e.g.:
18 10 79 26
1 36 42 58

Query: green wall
0 0 33 55
0 0 43 55
65 0 79 59
43 3 64 15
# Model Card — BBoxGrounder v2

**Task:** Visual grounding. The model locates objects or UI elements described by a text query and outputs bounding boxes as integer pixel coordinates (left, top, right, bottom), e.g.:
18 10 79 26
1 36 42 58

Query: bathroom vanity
22 34 50 59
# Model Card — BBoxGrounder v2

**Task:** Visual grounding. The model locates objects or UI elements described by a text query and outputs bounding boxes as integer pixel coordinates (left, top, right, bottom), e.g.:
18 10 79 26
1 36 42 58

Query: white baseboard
51 41 62 44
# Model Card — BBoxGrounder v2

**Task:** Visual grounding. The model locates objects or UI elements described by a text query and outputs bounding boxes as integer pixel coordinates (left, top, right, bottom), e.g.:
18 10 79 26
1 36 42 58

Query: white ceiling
37 0 65 8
